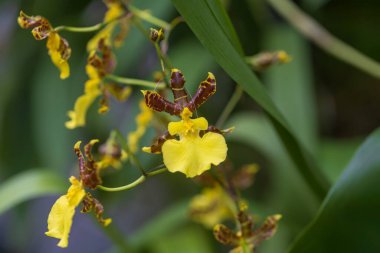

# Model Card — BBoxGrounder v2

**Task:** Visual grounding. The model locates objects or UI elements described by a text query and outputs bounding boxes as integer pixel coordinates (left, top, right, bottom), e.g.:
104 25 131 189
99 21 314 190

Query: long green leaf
0 169 65 215
170 0 329 199
288 128 380 253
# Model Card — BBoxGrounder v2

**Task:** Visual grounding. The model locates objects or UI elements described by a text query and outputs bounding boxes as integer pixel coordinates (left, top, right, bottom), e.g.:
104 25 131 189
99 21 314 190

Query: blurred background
0 0 379 252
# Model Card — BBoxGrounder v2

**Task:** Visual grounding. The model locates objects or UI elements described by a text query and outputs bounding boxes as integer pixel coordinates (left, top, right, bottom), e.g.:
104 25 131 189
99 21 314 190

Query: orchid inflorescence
18 0 286 250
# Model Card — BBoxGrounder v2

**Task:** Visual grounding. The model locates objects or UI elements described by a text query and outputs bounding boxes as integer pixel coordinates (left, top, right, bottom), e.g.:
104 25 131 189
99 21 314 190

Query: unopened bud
247 51 291 71
150 28 164 42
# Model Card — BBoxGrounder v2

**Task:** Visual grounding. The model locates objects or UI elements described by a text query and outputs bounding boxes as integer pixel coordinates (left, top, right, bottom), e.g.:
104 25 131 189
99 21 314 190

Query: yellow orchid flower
45 176 85 248
189 185 234 228
46 141 112 248
161 107 227 177
87 0 126 51
18 11 71 79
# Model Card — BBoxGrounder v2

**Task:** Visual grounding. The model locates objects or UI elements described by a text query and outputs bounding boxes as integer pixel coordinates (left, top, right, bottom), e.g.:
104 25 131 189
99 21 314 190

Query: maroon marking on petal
144 91 182 116
170 69 189 106
148 131 175 153
187 74 216 111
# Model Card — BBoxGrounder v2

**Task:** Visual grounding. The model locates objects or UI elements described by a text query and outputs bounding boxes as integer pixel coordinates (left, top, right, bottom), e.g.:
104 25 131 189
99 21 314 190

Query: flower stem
129 5 170 29
97 166 167 192
54 23 105 33
105 74 166 89
216 86 243 128
132 18 172 87
267 0 380 79
54 12 128 33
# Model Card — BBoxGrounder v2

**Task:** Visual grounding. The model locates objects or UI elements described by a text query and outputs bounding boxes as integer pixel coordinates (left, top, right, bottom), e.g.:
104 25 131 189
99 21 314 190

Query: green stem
154 42 173 70
129 5 170 29
267 0 380 79
132 18 172 86
54 23 105 33
97 167 167 192
105 74 166 89
216 86 243 128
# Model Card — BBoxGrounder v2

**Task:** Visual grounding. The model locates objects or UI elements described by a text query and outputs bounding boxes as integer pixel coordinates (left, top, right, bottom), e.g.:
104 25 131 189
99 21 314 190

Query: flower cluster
16 2 285 251
87 0 130 51
17 11 71 79
45 140 112 248
142 69 228 177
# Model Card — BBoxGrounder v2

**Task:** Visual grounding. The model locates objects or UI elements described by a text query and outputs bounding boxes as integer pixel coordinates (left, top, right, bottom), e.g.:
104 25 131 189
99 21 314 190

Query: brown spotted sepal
231 164 259 190
142 131 175 154
213 224 239 246
74 140 102 189
238 211 254 239
142 90 182 116
251 214 282 245
81 192 112 226
213 209 281 252
199 126 234 138
18 11 52 40
170 69 188 106
87 38 116 78
188 72 216 112
141 69 217 116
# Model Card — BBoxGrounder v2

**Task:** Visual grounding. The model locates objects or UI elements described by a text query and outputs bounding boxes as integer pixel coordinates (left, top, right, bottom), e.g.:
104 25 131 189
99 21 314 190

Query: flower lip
162 107 227 178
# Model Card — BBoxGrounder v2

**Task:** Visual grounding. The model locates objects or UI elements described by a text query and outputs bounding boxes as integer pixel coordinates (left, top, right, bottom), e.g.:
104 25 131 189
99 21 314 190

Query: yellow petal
127 100 153 153
104 3 124 22
45 177 85 248
47 33 70 79
67 176 86 206
86 62 101 80
162 132 227 177
86 24 115 52
65 79 101 129
45 196 74 248
168 117 208 136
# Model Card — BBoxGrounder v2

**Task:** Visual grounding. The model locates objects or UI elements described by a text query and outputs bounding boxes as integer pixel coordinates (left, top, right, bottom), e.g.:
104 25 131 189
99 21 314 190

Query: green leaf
228 112 320 228
318 138 362 183
0 169 65 215
263 25 317 154
171 0 329 199
288 128 380 253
